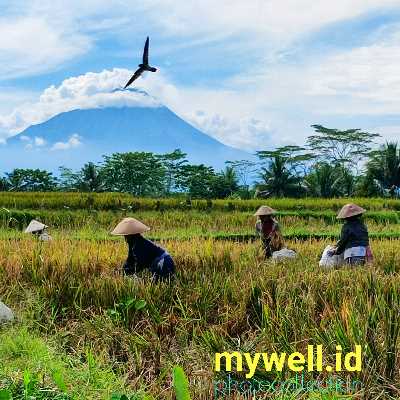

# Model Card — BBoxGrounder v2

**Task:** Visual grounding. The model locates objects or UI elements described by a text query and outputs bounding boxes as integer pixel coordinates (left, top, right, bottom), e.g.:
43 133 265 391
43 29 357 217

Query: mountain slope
3 106 252 171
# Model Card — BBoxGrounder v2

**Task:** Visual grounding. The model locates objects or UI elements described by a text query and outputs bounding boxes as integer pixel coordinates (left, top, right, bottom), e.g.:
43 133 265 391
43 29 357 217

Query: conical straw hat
25 219 48 233
254 205 277 216
111 217 150 235
337 203 366 219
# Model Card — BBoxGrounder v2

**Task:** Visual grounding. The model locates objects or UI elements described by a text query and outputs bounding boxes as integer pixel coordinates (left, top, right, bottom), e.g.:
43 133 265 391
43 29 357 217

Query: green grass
2 208 400 230
0 324 144 399
1 237 400 398
1 227 400 242
0 192 399 212
1 192 400 398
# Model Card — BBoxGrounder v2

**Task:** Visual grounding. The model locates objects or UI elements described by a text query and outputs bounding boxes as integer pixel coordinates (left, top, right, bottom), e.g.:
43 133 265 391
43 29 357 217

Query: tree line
1 125 399 198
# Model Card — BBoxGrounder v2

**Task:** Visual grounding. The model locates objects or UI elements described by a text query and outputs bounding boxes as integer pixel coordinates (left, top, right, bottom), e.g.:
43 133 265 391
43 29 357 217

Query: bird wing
143 36 149 65
124 67 144 88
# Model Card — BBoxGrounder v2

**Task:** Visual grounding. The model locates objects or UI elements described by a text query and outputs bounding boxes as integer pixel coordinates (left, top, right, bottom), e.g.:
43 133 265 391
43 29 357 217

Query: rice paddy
1 193 400 399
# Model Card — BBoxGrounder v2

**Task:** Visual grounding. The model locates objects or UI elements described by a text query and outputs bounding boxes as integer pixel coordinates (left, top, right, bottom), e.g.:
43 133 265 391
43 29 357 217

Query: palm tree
258 155 301 197
221 166 238 192
80 162 103 192
304 163 355 197
367 142 400 190
305 163 340 198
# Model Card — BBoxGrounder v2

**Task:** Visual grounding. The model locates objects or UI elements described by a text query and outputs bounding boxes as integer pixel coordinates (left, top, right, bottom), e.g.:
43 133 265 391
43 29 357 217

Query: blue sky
1 0 400 151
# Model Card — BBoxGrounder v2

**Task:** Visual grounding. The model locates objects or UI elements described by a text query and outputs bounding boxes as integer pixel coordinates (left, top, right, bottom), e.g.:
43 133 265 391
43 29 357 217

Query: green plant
172 366 191 400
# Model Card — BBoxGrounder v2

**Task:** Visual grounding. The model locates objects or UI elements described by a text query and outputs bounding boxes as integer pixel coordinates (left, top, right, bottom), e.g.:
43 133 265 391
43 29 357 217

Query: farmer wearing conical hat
254 206 284 258
329 203 371 266
25 219 52 241
111 217 175 281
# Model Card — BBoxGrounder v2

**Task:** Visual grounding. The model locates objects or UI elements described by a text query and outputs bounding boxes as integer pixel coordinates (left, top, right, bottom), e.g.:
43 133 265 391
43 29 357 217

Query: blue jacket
335 217 369 255
125 235 165 273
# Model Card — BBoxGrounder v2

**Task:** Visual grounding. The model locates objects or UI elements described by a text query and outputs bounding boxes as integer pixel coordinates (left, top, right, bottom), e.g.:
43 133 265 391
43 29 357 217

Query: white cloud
0 17 91 79
0 69 161 135
0 67 273 150
34 137 46 146
305 49 400 113
51 134 82 151
189 111 272 150
19 136 30 142
2 1 400 151
370 125 400 144
140 0 400 43
2 0 398 82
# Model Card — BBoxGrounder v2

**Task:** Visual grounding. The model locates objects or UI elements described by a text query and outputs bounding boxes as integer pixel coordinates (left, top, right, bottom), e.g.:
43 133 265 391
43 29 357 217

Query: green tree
0 176 9 191
212 166 239 198
59 163 104 192
225 160 257 189
159 149 188 195
59 162 104 192
257 155 303 197
305 162 355 197
80 162 104 192
5 169 57 191
366 142 400 191
357 169 383 197
307 125 380 168
101 152 166 196
257 145 315 178
58 167 80 191
176 164 216 198
256 146 311 197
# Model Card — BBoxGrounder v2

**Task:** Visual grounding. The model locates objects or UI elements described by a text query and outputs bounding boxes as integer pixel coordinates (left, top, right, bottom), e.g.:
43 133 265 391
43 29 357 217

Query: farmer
25 219 52 241
255 206 284 258
328 203 371 266
111 217 175 281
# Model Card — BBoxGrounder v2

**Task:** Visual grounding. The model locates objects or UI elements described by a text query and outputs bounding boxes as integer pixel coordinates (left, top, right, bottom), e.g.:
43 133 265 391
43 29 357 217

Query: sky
1 0 400 151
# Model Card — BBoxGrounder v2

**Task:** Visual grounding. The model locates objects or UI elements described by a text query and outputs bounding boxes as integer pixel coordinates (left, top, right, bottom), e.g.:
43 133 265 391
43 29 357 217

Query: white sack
319 245 344 269
0 301 14 323
272 248 297 261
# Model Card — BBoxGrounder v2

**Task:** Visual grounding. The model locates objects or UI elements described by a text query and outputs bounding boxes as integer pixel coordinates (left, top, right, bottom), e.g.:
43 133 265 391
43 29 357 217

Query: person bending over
112 217 175 281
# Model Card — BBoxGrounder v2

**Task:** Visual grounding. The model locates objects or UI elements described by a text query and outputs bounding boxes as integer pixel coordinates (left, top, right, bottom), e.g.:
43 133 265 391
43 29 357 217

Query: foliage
1 193 400 398
308 125 380 168
0 177 10 191
257 145 314 177
175 164 216 198
367 142 400 192
0 327 134 399
256 155 304 197
0 136 399 199
212 166 239 198
102 152 166 196
225 159 257 189
172 367 191 400
1 192 400 212
59 163 104 192
4 169 57 192
305 163 356 198
158 149 188 194
1 236 400 398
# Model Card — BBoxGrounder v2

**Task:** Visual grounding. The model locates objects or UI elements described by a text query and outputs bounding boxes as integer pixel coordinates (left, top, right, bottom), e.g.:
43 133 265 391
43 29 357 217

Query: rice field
0 194 400 399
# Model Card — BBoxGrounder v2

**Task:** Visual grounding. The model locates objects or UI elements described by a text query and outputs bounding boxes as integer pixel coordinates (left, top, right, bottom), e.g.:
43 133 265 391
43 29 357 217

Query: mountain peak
3 105 252 172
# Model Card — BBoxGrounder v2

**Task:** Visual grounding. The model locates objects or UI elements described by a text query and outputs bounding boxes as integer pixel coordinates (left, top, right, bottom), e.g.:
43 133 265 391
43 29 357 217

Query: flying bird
124 36 157 89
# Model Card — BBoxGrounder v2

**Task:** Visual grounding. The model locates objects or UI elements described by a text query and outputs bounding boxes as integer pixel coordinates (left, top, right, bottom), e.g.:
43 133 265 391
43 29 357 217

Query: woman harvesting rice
255 206 284 258
328 203 372 266
25 219 52 241
112 217 175 281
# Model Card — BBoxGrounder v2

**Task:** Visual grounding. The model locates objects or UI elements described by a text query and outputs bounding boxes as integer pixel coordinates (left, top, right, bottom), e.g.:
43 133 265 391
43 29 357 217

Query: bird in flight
124 36 157 89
